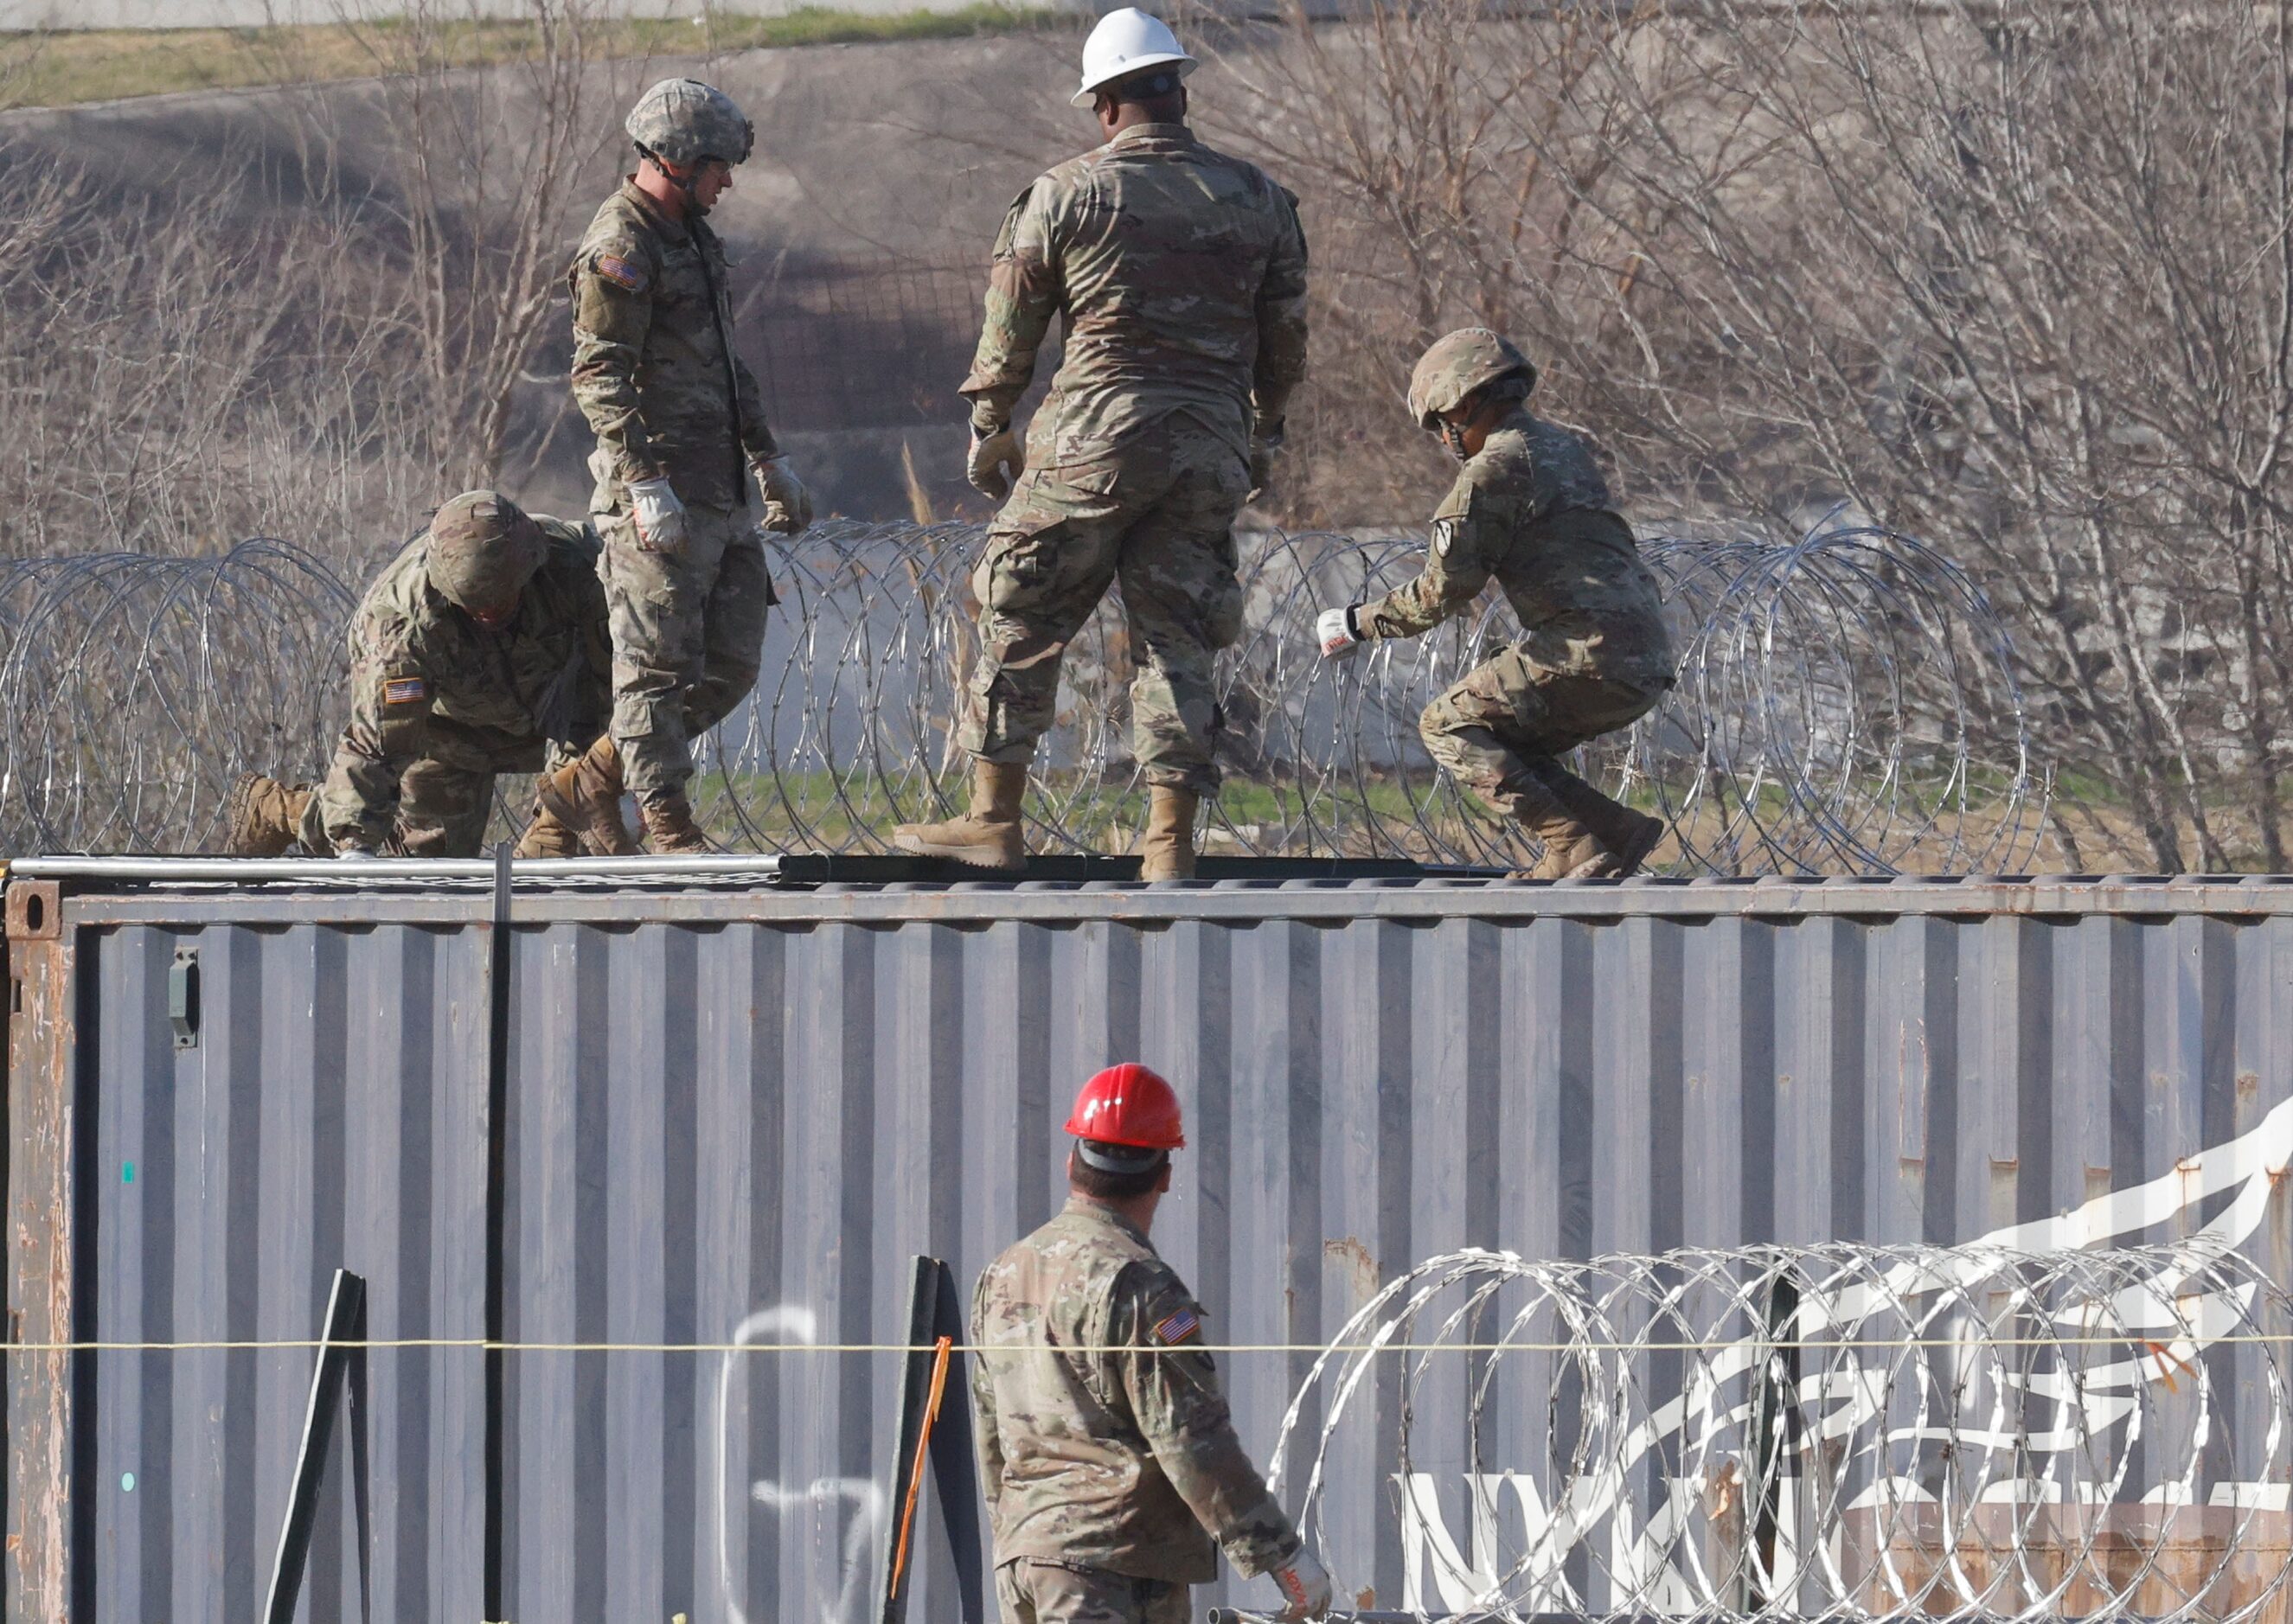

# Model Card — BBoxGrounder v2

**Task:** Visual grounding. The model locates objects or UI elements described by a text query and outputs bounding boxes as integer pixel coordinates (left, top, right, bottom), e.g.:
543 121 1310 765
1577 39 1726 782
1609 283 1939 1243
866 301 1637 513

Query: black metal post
261 1268 368 1624
874 1256 987 1624
929 1259 985 1624
482 841 514 1619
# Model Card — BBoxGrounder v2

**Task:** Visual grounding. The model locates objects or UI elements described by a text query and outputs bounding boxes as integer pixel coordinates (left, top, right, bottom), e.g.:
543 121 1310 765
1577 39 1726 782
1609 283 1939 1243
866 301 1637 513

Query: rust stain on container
1323 1237 1380 1312
4 879 75 1624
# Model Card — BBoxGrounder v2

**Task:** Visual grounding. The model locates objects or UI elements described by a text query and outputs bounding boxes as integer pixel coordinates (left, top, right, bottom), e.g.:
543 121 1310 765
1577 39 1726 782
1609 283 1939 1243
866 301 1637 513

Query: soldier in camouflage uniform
568 77 812 854
1317 329 1675 878
973 1062 1332 1624
223 491 623 860
893 10 1309 881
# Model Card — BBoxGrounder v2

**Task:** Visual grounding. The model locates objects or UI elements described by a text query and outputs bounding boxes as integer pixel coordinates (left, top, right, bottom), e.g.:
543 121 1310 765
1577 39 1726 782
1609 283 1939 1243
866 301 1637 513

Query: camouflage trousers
995 1560 1190 1624
597 499 773 806
302 721 576 857
959 425 1250 795
1419 641 1665 802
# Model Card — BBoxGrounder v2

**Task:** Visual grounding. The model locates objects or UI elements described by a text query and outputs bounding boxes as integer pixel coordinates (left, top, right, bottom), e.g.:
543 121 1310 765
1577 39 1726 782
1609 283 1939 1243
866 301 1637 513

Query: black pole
874 1257 943 1624
1749 1269 1800 1611
262 1268 368 1624
927 1260 985 1624
482 841 514 1618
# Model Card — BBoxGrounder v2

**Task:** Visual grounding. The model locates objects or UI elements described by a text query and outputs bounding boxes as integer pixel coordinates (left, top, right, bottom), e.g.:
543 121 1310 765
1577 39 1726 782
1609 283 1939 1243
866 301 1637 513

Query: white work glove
335 843 375 860
1316 604 1361 659
754 455 813 534
1269 1546 1333 1622
969 424 1024 501
626 477 687 555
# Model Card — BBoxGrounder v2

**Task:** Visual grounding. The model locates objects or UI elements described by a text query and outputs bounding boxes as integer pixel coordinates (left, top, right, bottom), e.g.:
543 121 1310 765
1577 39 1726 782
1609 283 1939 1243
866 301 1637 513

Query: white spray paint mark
751 1476 890 1624
714 1304 889 1624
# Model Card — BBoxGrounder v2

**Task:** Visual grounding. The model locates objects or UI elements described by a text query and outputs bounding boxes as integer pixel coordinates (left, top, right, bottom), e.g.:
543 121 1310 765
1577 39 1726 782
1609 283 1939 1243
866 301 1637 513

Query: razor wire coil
1269 1240 2293 1624
0 519 2040 873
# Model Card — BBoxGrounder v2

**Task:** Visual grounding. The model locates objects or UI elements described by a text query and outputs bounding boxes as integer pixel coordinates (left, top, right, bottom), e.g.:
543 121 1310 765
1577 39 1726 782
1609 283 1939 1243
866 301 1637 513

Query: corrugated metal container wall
10 874 2293 1622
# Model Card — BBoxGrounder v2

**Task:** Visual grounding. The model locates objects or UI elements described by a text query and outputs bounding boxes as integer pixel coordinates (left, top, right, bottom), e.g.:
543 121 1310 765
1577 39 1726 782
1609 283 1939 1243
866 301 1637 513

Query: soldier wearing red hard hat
971 1064 1332 1624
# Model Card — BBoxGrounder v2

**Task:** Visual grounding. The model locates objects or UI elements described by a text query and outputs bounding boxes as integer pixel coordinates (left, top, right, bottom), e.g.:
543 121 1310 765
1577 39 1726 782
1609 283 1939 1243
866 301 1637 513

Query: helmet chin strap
1437 418 1472 462
642 146 710 213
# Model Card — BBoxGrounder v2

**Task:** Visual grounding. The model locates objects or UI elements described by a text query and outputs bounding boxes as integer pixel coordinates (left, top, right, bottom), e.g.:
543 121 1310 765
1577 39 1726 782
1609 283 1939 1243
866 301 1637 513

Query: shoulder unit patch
1152 1308 1201 1346
381 675 428 707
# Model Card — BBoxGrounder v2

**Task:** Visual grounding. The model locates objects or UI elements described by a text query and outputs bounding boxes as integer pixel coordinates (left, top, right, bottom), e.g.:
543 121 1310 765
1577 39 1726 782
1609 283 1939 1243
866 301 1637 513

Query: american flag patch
594 253 646 292
1152 1308 1201 1346
381 676 427 706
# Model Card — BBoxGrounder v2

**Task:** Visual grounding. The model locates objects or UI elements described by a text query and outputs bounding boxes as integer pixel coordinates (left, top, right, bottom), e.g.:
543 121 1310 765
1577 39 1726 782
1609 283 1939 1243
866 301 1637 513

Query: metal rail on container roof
3 853 1507 890
7 853 788 885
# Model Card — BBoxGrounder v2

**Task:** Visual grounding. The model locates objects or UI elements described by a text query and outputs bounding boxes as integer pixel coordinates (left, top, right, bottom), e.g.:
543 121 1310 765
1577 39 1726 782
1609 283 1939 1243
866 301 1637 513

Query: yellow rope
4 1332 2289 1355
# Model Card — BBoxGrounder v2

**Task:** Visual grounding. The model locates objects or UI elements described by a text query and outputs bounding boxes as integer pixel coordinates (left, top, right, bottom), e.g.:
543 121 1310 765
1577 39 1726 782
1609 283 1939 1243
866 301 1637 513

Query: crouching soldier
1317 329 1676 878
224 490 636 859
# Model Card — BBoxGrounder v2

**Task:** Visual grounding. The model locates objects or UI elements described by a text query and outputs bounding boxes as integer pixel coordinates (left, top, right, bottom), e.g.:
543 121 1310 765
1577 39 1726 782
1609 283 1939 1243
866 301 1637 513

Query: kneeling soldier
225 490 633 859
973 1063 1333 1624
1317 329 1675 877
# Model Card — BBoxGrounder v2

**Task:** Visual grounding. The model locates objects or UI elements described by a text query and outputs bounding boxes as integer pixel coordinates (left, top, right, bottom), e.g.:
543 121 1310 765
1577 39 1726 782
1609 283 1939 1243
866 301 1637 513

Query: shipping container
9 862 2293 1623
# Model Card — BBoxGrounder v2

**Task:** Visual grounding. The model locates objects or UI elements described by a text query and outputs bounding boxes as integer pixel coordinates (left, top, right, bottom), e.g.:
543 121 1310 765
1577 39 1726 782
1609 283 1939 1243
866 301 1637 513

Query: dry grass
0 4 1049 111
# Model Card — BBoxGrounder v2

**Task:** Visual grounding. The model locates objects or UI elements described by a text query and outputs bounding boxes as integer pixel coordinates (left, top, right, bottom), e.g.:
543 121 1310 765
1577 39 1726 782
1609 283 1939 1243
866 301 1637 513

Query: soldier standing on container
973 1063 1333 1624
1316 329 1675 878
223 491 626 860
567 77 812 854
892 10 1310 879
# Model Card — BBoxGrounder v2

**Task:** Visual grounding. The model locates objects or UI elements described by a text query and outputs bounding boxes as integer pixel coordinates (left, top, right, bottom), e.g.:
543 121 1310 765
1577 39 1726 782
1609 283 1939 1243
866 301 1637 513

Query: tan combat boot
641 795 712 855
1139 785 1199 881
890 759 1028 871
513 805 585 859
223 772 313 856
534 735 641 856
1533 762 1666 879
1490 771 1606 880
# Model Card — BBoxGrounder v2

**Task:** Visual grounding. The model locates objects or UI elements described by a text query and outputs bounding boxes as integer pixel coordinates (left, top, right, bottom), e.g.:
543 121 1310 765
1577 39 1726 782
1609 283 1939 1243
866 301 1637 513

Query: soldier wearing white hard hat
895 9 1313 882
1071 6 1199 105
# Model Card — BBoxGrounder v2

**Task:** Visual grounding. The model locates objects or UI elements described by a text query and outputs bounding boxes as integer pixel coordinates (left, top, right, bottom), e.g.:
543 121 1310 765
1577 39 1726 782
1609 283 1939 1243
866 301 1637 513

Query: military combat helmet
426 490 547 615
625 77 754 170
1406 328 1538 430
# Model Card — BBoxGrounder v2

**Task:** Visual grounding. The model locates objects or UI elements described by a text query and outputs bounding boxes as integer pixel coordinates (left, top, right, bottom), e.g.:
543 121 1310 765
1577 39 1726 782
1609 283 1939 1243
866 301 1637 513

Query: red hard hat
1065 1063 1185 1150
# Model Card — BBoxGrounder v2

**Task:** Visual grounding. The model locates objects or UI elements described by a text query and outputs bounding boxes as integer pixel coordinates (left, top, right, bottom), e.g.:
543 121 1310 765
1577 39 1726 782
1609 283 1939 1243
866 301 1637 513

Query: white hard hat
1072 7 1198 108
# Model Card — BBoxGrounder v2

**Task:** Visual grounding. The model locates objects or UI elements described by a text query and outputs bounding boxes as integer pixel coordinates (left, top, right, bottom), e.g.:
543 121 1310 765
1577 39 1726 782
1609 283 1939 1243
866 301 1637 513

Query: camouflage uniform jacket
1357 409 1676 687
970 1198 1301 1582
323 518 609 847
568 180 779 510
960 122 1310 470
